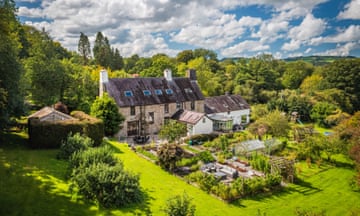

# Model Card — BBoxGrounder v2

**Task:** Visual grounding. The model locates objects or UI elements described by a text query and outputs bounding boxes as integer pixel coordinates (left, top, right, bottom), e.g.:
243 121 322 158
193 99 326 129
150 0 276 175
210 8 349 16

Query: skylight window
155 89 163 95
185 88 193 93
165 89 173 95
143 90 151 96
124 91 133 97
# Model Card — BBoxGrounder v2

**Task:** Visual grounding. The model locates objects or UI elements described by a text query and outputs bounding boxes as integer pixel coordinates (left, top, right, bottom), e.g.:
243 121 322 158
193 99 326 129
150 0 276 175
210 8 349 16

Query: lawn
1 132 359 215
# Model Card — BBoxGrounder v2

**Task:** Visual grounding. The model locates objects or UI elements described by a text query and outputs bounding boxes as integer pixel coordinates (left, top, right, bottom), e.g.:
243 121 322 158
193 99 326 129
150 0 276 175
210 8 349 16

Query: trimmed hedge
28 111 104 148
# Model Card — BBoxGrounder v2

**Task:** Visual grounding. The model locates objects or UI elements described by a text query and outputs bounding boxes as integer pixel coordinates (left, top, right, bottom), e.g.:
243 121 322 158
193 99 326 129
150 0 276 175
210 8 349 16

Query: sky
15 0 360 59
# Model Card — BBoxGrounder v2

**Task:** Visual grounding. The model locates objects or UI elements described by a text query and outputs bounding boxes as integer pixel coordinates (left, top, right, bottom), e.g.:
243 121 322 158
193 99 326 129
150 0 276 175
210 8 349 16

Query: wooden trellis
269 157 295 183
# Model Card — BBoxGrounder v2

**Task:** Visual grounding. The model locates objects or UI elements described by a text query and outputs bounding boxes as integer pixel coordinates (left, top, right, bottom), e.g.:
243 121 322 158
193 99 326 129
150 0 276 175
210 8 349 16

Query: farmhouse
100 69 251 139
100 69 205 137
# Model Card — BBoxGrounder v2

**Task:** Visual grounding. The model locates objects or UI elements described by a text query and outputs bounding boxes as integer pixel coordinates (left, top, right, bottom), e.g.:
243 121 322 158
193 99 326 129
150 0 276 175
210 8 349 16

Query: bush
70 163 142 208
163 192 196 216
57 132 93 160
157 143 184 172
197 150 215 163
69 145 118 176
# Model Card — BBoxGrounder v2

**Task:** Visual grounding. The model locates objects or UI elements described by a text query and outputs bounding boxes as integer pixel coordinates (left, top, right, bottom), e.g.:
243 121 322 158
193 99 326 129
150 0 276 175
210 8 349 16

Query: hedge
28 111 104 148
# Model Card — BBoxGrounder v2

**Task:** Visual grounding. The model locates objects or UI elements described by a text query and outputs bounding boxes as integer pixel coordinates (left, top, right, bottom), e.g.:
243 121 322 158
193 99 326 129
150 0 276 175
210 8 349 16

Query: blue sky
15 0 360 58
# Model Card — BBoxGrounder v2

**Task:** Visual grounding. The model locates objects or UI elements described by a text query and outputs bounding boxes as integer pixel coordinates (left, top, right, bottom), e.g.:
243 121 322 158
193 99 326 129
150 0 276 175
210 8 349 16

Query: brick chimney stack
99 69 109 97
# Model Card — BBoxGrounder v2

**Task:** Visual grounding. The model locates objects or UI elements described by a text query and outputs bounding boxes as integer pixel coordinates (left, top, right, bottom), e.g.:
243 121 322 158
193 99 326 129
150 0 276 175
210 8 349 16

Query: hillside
283 55 357 66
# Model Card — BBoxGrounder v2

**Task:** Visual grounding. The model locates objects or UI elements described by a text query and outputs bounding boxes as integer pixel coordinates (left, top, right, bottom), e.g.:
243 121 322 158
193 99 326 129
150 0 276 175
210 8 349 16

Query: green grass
1 132 360 215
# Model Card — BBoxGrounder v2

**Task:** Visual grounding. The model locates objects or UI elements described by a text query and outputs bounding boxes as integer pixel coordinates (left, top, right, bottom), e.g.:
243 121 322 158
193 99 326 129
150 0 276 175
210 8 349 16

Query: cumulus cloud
221 40 270 57
315 42 360 56
338 0 360 20
289 14 325 41
15 0 359 57
282 13 325 51
311 25 360 45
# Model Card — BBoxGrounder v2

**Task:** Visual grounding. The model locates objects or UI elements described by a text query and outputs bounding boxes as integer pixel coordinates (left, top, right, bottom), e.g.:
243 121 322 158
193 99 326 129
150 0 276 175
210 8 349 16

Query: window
176 102 182 110
185 88 193 93
155 89 163 95
124 91 133 97
190 101 195 110
130 106 135 116
165 89 173 95
203 118 206 123
148 112 154 123
164 104 169 113
143 90 151 96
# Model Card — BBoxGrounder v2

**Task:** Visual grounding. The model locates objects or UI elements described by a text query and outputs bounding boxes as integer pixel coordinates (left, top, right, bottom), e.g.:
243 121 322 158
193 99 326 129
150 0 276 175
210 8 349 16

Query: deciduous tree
90 93 124 136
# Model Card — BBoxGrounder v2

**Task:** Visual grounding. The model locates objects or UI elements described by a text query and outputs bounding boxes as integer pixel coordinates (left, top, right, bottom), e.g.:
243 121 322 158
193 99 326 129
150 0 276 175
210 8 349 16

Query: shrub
163 192 196 216
70 163 142 208
57 132 93 160
197 150 215 163
157 143 184 172
69 145 118 176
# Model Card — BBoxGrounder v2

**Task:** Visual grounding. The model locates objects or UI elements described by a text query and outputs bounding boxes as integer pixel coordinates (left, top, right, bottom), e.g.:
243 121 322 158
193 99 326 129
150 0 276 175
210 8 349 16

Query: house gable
28 107 75 122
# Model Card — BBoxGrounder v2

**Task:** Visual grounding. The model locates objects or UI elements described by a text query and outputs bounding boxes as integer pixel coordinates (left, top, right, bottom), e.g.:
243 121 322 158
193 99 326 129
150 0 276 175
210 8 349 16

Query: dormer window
124 91 133 97
165 89 173 95
155 89 163 95
143 90 151 96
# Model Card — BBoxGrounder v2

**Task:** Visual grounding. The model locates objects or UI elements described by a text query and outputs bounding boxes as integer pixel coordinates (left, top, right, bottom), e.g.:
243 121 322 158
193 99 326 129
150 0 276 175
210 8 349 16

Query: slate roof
204 94 250 114
28 106 75 121
105 77 204 107
171 109 205 125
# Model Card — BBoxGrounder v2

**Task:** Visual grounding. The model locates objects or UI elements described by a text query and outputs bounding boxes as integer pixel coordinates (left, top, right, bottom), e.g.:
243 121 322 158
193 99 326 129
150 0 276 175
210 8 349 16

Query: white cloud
289 14 325 41
315 42 360 56
18 6 44 18
221 40 270 57
311 25 360 45
305 48 312 53
15 0 359 58
338 0 360 20
282 39 301 51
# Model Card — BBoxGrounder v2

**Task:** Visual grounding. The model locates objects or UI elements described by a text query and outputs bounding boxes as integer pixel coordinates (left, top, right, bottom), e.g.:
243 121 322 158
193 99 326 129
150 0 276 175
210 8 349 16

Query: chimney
99 69 109 97
164 69 172 81
186 69 197 82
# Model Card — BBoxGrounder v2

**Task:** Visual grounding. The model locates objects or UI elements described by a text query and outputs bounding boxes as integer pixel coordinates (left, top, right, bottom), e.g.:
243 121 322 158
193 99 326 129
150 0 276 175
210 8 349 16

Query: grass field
1 132 360 215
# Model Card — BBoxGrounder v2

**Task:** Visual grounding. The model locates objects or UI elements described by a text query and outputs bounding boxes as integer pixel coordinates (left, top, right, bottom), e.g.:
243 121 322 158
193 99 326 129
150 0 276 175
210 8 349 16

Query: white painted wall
189 116 213 136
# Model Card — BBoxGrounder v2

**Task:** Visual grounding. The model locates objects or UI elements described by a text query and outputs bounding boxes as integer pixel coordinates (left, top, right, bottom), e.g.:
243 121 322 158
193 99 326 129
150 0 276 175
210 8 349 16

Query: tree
23 27 71 106
93 32 112 68
140 54 177 77
281 61 314 89
159 120 187 142
176 50 194 64
77 32 91 65
249 110 290 139
0 0 25 129
110 48 124 70
157 143 184 172
322 59 360 113
310 102 337 127
163 192 196 216
193 48 217 60
90 93 124 136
